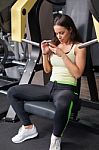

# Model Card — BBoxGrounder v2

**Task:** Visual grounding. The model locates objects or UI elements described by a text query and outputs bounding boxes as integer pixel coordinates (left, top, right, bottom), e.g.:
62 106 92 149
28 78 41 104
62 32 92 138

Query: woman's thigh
53 89 75 108
8 84 51 101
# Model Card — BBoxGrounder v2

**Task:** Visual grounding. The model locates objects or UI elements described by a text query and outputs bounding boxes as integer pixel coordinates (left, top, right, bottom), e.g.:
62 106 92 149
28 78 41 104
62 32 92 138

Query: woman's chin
60 41 65 44
59 40 63 43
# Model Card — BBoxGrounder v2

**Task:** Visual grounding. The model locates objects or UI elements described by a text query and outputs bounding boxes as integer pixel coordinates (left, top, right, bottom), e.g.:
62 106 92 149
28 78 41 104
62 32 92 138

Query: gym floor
0 93 99 150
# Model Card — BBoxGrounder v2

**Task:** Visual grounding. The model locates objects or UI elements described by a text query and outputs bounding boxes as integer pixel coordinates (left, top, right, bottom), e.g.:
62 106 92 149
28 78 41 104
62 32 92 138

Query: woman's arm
61 45 86 79
42 54 52 73
41 40 52 73
49 43 86 79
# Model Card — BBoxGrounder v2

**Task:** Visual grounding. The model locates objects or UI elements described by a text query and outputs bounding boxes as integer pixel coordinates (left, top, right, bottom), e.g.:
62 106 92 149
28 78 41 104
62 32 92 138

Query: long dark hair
52 13 82 46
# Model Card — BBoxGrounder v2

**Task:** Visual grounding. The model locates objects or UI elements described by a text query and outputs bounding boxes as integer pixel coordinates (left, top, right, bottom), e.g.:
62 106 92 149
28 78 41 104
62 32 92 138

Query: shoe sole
12 132 38 143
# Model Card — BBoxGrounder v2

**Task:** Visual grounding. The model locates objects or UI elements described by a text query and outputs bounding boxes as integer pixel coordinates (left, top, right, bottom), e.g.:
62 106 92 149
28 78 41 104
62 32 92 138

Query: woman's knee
7 85 19 100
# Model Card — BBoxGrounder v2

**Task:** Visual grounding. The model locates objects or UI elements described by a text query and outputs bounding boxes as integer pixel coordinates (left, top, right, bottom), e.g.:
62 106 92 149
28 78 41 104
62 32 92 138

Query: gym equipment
25 1 99 136
24 0 99 127
11 0 37 42
4 0 49 121
47 0 65 5
88 0 99 22
4 0 99 134
0 37 8 74
2 0 76 122
0 0 21 75
0 0 16 33
4 0 67 122
78 39 98 49
0 33 19 92
89 0 99 42
78 0 99 48
0 0 32 119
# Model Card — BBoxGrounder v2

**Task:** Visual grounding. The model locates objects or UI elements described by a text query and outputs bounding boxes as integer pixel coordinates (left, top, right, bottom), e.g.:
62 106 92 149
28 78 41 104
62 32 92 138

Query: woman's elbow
44 70 50 74
44 68 51 74
74 74 81 79
74 70 83 79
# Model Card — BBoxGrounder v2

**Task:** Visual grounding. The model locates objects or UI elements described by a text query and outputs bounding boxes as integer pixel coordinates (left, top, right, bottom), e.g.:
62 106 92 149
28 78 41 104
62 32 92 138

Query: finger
54 48 56 54
49 46 56 54
49 43 56 48
41 40 47 44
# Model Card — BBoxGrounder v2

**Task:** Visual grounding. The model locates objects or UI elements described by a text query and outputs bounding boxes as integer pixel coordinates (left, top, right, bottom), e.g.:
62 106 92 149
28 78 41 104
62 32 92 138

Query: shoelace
18 126 24 134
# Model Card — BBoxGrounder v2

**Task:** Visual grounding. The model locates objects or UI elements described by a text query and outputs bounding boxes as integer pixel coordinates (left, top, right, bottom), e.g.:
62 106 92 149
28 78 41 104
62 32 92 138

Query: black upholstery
47 0 66 5
24 101 55 119
88 0 99 22
0 0 16 33
63 0 98 102
24 0 94 119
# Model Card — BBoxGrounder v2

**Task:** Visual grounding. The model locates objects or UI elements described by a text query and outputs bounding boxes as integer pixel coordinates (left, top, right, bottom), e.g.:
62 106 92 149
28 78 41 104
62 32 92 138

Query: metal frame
4 0 43 122
4 0 99 125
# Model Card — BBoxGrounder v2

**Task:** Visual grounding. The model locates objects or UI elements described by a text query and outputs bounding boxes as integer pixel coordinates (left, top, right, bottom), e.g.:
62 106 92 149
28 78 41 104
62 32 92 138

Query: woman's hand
49 43 64 57
41 40 51 55
41 40 52 73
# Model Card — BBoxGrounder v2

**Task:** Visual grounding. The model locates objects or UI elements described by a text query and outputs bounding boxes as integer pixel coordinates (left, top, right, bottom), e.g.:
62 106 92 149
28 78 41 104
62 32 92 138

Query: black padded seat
24 101 55 119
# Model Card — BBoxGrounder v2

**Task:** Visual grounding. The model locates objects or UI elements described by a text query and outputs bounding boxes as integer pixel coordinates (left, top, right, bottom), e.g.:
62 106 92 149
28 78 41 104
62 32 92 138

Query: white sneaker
49 134 61 150
12 125 38 143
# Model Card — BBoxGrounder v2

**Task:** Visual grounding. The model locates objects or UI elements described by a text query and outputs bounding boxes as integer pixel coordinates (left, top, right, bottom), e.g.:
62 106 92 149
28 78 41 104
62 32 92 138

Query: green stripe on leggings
61 100 73 137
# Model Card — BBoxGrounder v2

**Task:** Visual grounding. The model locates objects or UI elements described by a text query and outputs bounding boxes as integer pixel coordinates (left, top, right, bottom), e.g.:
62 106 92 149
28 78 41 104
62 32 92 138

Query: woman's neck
65 40 73 45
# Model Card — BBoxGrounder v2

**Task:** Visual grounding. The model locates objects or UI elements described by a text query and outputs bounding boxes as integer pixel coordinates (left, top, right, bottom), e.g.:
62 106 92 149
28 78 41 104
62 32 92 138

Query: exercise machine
4 0 99 133
0 0 36 92
24 0 99 129
4 0 54 121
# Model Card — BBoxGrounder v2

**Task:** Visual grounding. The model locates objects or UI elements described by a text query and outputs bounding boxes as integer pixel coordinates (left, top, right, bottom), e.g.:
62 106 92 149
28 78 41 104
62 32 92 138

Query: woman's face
54 25 72 44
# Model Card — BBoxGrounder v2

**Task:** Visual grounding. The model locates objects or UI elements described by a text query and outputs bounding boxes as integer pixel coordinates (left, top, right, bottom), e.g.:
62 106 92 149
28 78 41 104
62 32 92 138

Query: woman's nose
57 34 61 39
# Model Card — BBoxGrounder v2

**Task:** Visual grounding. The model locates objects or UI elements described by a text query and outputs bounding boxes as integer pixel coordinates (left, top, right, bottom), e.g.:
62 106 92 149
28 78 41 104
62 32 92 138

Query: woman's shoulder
73 42 85 50
74 42 82 46
73 42 85 54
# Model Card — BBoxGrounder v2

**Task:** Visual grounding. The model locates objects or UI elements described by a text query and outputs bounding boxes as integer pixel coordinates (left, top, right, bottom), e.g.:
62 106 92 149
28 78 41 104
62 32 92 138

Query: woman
7 14 86 150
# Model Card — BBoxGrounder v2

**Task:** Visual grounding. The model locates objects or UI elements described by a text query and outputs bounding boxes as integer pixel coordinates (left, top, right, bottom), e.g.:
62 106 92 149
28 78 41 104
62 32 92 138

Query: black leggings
7 81 77 137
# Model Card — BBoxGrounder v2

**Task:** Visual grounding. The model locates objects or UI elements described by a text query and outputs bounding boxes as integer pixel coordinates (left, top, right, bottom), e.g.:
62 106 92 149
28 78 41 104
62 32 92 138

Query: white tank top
50 44 77 86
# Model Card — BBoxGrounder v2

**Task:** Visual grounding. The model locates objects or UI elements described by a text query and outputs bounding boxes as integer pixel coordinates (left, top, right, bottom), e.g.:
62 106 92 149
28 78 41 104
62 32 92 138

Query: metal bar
22 39 40 47
5 44 41 122
78 39 98 48
0 90 7 95
12 60 26 66
23 38 98 48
